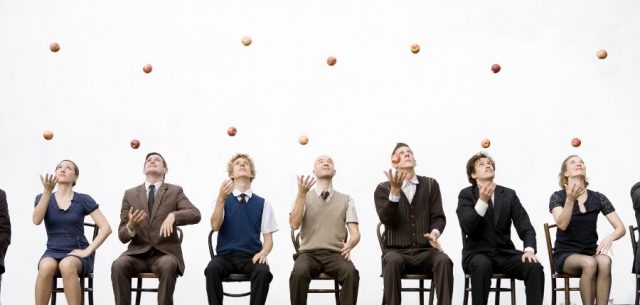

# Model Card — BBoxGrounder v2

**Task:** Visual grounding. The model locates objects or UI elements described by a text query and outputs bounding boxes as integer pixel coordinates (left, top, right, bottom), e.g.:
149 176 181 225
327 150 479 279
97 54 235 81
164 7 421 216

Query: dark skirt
39 253 95 275
553 251 595 273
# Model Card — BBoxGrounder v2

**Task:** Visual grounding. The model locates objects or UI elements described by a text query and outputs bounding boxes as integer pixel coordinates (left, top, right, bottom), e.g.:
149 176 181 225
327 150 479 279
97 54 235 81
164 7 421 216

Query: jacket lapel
150 183 168 220
493 186 503 227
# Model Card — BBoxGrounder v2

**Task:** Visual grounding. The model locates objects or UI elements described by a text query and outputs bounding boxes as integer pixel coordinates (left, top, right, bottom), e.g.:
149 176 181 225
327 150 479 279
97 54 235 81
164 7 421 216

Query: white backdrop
1 0 640 304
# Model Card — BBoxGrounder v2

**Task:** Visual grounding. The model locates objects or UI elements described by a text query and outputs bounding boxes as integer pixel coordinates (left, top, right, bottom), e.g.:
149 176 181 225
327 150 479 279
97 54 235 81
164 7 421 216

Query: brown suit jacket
117 183 200 275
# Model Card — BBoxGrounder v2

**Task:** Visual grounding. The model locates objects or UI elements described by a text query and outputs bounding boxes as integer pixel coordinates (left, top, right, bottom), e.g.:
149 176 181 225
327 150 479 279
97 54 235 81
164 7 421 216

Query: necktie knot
239 193 248 204
321 191 330 201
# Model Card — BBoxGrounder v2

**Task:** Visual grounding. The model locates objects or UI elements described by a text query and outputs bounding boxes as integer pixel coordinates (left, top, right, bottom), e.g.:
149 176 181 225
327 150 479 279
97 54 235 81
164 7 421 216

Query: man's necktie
321 191 330 201
148 184 156 212
240 193 248 204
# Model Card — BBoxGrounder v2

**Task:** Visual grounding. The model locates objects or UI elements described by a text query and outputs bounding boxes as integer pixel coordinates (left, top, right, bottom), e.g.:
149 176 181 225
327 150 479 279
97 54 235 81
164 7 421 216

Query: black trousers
382 248 453 305
463 252 544 305
290 249 359 305
204 252 272 305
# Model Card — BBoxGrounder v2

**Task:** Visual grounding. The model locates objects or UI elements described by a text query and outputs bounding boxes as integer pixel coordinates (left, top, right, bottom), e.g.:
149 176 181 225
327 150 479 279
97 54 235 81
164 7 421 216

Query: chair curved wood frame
376 222 435 305
207 229 252 298
629 225 640 305
543 223 581 305
460 232 516 305
131 227 183 305
51 222 99 305
290 228 342 305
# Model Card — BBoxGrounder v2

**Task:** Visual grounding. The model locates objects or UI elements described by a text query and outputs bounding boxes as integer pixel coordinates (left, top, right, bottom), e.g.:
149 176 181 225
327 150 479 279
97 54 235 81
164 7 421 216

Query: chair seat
403 274 431 280
315 273 335 280
135 273 159 278
225 273 251 281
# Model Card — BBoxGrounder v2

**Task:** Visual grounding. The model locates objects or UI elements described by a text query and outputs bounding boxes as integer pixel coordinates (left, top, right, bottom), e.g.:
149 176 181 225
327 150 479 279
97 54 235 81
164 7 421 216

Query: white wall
1 0 639 304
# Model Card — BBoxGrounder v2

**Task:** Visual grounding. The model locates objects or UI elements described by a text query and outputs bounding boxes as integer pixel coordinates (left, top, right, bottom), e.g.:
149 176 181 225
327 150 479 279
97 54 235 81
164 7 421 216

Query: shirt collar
313 186 333 197
402 175 419 187
145 181 162 191
232 189 253 199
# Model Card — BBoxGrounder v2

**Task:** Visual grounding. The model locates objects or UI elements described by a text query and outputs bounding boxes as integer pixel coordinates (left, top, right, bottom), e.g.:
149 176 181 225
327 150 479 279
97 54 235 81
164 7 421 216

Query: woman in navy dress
33 160 112 305
549 155 625 305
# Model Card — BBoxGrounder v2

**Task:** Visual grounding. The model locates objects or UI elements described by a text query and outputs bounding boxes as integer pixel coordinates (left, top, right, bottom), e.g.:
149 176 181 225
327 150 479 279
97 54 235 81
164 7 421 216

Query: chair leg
563 278 570 305
509 278 515 305
51 278 57 305
80 276 86 305
428 278 435 305
495 278 501 305
418 279 424 305
135 278 143 305
88 276 94 305
334 279 341 305
463 276 470 305
636 276 639 305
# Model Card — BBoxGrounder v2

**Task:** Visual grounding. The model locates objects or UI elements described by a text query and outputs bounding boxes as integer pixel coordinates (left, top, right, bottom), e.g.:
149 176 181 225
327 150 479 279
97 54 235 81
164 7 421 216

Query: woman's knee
58 257 81 278
595 255 612 273
38 258 59 278
579 257 598 277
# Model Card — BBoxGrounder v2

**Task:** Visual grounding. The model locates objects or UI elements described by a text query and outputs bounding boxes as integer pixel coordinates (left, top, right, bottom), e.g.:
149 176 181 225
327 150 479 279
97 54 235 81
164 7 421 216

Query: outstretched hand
40 174 58 193
384 169 406 195
297 175 316 195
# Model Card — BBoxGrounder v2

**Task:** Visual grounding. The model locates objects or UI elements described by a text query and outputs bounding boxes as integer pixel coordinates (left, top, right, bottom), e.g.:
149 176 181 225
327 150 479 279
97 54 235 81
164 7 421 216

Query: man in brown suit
111 152 201 305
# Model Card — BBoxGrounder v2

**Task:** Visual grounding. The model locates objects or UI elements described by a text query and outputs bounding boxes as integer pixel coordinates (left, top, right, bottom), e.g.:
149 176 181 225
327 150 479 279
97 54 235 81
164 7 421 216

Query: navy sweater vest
216 194 264 255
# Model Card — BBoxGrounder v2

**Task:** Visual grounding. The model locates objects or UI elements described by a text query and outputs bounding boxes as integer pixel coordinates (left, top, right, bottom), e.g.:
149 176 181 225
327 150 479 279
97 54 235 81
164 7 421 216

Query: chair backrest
376 222 385 251
84 222 99 242
630 225 638 257
543 223 557 272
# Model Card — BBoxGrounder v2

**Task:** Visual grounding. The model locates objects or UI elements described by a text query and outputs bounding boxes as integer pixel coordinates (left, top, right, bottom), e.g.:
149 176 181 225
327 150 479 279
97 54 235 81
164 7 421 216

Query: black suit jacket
0 189 11 274
631 182 640 273
456 185 536 265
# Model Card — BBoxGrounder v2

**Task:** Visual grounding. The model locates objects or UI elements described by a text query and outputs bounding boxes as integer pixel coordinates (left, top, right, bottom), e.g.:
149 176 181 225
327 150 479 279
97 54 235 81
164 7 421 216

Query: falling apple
50 42 60 53
326 56 337 66
597 49 608 60
392 155 401 164
242 36 252 46
571 137 581 147
143 64 153 73
130 139 140 149
491 64 501 73
227 127 237 137
298 135 309 145
43 130 54 140
411 44 420 54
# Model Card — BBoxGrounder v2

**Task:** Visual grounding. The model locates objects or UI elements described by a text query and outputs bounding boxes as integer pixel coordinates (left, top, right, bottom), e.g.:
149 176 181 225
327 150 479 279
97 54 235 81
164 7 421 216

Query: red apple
491 64 501 73
227 127 237 137
481 138 491 148
143 64 153 73
43 130 54 140
571 137 581 147
50 42 60 52
392 155 401 164
242 36 252 46
326 56 337 66
130 139 140 149
298 135 309 145
411 44 420 54
597 49 608 60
